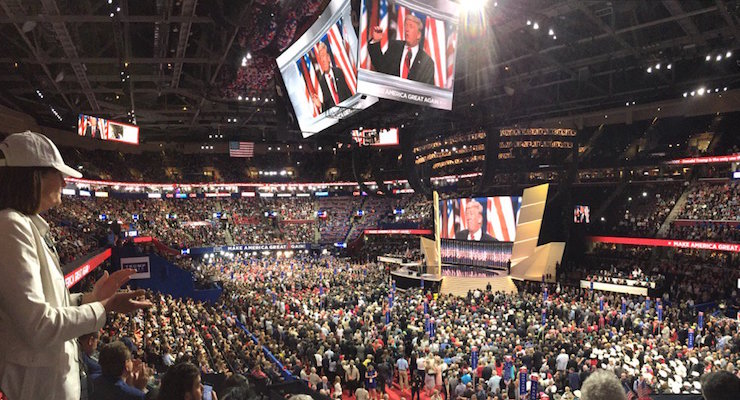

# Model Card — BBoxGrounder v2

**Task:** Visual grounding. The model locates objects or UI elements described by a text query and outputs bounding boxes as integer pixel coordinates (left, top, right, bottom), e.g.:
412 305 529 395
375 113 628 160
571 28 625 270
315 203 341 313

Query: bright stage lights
461 0 487 12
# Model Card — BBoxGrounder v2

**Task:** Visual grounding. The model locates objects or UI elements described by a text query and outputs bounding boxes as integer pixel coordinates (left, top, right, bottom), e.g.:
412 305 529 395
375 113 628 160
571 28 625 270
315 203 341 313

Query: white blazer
0 209 106 400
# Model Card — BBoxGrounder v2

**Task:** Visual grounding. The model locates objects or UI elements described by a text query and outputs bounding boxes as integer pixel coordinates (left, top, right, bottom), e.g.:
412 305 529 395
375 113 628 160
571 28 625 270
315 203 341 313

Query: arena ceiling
0 0 739 143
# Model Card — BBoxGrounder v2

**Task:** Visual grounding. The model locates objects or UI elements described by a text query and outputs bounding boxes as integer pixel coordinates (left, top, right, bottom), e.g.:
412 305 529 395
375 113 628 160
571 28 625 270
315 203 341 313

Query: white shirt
399 44 420 75
468 228 482 241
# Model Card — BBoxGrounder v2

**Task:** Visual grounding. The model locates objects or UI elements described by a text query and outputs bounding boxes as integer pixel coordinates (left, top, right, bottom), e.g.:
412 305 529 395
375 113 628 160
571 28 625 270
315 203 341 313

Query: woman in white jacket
0 131 152 400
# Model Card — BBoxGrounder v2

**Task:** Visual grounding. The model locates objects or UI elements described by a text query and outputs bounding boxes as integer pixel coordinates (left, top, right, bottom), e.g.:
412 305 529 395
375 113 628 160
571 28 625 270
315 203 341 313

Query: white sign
121 256 151 279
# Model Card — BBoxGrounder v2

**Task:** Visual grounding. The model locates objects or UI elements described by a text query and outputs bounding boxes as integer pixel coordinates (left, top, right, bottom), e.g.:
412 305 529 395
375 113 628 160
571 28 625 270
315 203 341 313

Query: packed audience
676 181 740 221
606 183 684 237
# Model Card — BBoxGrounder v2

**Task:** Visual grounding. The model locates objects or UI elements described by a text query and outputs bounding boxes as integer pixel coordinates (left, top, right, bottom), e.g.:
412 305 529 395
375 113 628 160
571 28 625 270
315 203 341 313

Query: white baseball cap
0 131 82 178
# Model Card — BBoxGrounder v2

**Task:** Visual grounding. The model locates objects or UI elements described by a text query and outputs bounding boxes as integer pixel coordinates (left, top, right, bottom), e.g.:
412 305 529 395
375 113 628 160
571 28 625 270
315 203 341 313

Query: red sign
667 154 740 165
64 248 112 288
364 229 433 235
589 236 740 253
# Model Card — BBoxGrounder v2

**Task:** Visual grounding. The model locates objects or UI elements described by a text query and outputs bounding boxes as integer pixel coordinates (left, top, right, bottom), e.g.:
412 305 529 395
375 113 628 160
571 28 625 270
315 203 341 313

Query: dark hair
158 362 200 400
701 371 740 400
0 166 50 215
98 341 131 377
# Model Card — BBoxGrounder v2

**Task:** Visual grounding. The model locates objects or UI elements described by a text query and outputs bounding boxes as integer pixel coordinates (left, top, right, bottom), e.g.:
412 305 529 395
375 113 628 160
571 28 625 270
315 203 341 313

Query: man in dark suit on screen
368 14 435 85
455 200 497 242
311 42 353 114
83 116 100 138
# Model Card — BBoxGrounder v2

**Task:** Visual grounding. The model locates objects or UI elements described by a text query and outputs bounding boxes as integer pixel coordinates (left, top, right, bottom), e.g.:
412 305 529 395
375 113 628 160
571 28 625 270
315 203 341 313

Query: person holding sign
0 131 152 400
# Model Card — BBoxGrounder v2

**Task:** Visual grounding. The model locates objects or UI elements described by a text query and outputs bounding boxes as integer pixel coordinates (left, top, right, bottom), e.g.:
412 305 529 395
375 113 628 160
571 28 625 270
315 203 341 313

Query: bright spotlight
526 20 532 26
646 67 652 73
716 55 723 61
697 87 705 96
726 51 732 58
683 92 688 97
533 22 539 30
705 55 711 61
548 28 554 36
667 64 672 70
655 63 661 69
461 0 487 12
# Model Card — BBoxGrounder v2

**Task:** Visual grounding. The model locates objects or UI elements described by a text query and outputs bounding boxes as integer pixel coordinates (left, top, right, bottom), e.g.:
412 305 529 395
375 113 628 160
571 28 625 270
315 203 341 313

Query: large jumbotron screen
357 0 460 110
439 196 522 268
276 0 377 136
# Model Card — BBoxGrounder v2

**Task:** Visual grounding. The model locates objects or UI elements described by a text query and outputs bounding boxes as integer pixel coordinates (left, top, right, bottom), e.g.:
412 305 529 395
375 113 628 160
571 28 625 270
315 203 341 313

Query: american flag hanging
229 141 254 158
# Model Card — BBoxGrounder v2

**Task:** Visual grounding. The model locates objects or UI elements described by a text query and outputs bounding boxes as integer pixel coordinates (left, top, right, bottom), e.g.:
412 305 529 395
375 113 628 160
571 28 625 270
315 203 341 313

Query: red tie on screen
327 73 340 105
402 47 412 79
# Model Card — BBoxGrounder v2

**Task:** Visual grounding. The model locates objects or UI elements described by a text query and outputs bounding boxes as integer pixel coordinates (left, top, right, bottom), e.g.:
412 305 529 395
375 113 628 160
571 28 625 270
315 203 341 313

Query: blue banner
698 312 704 330
541 309 547 325
421 278 424 289
519 371 528 395
529 376 539 400
599 297 604 312
429 319 436 338
621 298 627 315
385 310 391 325
658 305 663 322
645 297 651 311
388 293 393 309
503 359 512 381
424 300 429 315
688 328 694 349
471 348 479 370
543 288 548 302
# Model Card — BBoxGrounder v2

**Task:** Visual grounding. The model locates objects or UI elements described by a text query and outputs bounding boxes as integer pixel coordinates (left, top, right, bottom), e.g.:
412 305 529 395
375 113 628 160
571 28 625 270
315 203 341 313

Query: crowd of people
677 181 740 221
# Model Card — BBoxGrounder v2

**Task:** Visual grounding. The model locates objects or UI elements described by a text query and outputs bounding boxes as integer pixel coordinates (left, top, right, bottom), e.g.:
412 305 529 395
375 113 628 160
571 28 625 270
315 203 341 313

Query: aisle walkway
341 381 434 400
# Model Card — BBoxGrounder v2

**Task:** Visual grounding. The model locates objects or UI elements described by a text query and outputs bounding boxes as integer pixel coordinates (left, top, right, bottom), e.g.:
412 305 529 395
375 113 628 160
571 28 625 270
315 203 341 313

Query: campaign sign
121 256 151 279
519 370 527 395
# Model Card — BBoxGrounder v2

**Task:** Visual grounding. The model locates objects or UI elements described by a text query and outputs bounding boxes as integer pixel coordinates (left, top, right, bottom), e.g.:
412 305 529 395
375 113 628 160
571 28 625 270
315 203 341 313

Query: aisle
340 381 434 400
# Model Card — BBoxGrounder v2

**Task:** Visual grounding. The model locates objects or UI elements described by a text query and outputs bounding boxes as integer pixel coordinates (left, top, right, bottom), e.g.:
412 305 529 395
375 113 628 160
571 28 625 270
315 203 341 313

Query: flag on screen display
359 0 370 69
229 142 254 158
423 16 447 88
327 26 357 94
446 200 455 238
379 0 389 52
340 19 358 76
396 5 407 40
446 30 457 89
486 197 518 242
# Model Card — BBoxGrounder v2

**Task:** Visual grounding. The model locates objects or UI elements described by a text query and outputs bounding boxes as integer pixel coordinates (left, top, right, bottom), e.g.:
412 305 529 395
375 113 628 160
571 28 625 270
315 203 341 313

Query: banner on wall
589 236 740 253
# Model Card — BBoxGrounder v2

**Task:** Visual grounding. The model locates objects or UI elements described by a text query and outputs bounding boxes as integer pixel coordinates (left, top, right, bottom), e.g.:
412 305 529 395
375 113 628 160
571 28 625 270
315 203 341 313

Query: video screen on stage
77 114 139 145
276 0 377 137
351 127 399 146
574 205 590 223
441 239 513 269
357 0 460 110
439 197 522 242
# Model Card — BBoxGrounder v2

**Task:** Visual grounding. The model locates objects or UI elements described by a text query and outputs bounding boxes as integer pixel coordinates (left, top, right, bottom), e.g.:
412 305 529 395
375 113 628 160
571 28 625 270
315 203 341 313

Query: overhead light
697 87 705 96
723 87 728 91
690 91 695 96
552 35 557 40
237 95 242 100
625 102 629 106
110 12 114 17
526 20 532 26
655 63 661 69
683 92 688 97
726 51 732 58
532 22 539 30
705 55 711 61
716 55 723 61
646 67 652 73
116 7 121 12
246 53 252 60
666 63 672 70
548 28 554 36
298 145 302 149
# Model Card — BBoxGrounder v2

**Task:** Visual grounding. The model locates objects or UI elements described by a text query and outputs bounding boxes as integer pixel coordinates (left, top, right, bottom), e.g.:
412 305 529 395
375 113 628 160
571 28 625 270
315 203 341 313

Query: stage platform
390 266 518 296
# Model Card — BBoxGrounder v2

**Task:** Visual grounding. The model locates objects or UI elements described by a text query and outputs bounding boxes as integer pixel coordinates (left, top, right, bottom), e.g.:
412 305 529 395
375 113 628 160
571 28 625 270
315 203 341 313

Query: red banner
667 154 740 165
589 236 740 253
363 229 433 235
64 248 112 288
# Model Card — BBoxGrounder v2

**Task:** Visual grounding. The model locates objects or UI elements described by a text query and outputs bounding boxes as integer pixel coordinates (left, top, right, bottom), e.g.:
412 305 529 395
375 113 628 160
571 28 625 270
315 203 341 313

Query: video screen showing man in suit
455 200 497 242
368 14 435 85
311 42 353 113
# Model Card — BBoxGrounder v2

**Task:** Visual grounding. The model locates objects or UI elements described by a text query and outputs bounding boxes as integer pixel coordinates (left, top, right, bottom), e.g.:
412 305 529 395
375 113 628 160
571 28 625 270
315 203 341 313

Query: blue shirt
397 358 409 371
91 376 145 400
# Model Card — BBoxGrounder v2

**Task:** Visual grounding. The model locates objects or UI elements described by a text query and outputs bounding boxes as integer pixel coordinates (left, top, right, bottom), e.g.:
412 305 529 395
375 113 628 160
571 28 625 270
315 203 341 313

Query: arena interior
1 1 740 400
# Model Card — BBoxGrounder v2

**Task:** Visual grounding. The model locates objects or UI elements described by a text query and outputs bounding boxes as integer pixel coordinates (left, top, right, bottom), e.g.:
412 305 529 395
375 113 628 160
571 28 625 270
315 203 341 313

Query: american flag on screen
423 15 448 88
485 197 521 242
229 141 254 158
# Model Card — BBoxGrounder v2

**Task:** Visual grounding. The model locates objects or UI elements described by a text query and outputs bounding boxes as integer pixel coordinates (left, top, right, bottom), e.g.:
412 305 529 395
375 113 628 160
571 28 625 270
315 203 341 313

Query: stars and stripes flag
296 55 321 117
359 0 371 69
486 197 517 242
229 142 254 158
423 15 448 88
379 0 389 52
340 19 358 76
446 30 457 89
326 27 357 94
396 5 407 41
447 199 455 238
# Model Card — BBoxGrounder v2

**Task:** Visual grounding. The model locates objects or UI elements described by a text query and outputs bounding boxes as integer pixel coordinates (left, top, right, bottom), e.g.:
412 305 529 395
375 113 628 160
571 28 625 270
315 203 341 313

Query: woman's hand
100 289 153 314
92 269 137 302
